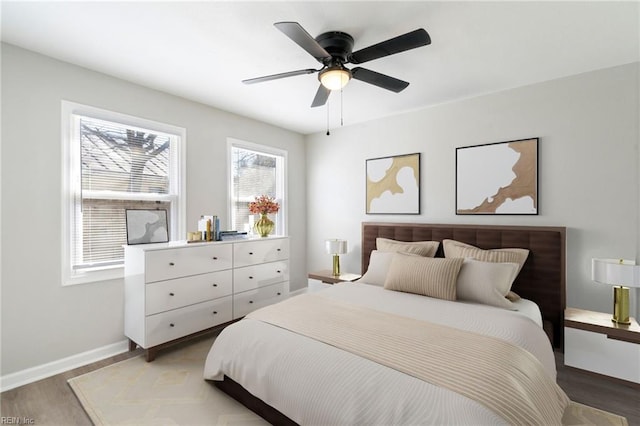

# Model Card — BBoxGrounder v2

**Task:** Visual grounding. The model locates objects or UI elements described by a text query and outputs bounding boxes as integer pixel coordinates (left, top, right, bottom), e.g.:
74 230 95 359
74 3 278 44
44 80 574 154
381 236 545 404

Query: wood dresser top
565 307 640 344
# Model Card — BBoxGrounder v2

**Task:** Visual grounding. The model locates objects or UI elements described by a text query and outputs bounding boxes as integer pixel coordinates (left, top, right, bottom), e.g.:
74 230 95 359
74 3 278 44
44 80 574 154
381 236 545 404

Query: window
62 102 185 285
229 139 286 236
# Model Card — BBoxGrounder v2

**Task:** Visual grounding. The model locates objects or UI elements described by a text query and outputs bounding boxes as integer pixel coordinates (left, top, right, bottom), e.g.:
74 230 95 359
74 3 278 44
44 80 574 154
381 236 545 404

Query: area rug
563 402 629 426
68 336 266 425
69 335 628 426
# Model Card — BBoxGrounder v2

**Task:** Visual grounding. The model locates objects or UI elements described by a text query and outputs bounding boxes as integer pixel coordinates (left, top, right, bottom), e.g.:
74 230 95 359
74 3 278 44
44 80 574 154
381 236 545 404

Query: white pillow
358 250 395 286
358 250 423 286
456 258 519 310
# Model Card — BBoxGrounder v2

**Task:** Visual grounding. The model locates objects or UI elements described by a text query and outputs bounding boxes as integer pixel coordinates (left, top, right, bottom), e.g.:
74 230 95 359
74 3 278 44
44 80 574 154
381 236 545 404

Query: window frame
61 101 186 286
227 138 287 236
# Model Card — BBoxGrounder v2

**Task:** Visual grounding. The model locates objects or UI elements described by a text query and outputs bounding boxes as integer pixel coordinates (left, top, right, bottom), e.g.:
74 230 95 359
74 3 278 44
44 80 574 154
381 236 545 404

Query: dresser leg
145 348 157 362
128 339 137 351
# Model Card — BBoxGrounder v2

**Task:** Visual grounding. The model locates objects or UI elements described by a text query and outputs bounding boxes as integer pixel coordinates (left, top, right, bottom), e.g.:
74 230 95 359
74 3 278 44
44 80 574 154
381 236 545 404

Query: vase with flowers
248 195 280 237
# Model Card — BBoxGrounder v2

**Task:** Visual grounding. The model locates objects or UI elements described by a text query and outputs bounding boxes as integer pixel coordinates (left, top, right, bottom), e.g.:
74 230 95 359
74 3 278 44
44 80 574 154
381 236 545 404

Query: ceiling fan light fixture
246 22 431 108
319 66 351 91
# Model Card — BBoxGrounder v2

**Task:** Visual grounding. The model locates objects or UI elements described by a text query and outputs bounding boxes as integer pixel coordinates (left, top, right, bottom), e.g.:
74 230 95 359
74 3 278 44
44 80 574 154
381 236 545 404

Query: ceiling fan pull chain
340 87 344 127
326 99 330 136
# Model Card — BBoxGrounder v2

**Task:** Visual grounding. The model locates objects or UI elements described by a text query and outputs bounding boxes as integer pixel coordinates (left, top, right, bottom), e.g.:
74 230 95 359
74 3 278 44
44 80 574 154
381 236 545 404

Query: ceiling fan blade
351 67 409 93
311 84 330 107
274 22 332 62
349 29 431 64
242 68 318 84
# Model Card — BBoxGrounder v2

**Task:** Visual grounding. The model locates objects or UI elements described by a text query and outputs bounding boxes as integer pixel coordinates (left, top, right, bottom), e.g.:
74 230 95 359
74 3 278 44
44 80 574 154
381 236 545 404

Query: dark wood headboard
361 222 566 349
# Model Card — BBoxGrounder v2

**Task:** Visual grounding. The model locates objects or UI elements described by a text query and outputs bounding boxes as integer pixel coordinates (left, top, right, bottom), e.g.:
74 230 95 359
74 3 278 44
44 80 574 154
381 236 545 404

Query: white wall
306 62 640 319
0 44 307 377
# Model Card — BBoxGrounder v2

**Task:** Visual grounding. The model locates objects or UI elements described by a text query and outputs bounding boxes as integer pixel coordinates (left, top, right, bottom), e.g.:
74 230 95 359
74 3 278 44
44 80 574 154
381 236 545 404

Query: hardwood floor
555 352 640 425
1 349 638 425
0 348 143 425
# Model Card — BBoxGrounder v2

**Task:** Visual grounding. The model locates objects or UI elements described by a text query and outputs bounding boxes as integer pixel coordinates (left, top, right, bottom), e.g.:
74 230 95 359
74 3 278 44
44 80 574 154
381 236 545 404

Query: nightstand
308 270 362 284
564 307 640 384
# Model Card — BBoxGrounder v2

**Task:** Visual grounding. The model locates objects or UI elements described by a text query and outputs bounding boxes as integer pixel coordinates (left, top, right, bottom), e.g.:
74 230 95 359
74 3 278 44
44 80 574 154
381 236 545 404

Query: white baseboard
1 340 129 392
289 287 308 297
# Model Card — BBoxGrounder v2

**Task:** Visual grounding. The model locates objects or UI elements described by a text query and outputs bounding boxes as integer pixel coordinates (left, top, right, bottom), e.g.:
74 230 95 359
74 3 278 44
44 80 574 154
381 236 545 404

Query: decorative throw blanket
247 293 570 425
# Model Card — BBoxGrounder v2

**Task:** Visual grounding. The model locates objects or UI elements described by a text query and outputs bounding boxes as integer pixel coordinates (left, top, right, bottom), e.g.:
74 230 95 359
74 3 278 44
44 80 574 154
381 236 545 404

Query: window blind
230 145 281 234
72 116 173 270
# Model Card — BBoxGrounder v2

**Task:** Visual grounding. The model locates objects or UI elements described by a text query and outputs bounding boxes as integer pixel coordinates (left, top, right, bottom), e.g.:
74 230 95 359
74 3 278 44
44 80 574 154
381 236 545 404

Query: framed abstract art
456 138 538 215
366 153 420 214
125 209 169 244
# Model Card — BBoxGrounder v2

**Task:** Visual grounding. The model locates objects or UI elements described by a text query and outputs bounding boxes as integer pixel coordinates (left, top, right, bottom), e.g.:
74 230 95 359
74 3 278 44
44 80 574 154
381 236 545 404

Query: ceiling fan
243 22 431 108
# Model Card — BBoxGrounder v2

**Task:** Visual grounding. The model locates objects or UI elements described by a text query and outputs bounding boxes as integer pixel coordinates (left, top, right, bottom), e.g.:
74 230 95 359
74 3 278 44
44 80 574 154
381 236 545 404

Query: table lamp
592 258 640 325
326 239 347 276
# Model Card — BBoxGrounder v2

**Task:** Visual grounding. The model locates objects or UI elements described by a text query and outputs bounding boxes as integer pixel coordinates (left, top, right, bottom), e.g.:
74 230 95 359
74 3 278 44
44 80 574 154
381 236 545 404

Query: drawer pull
277 292 281 296
212 256 218 260
249 276 254 279
170 323 175 327
169 292 175 296
249 300 254 304
212 311 218 315
249 252 254 255
277 248 281 251
169 262 175 266
277 270 281 273
212 283 218 287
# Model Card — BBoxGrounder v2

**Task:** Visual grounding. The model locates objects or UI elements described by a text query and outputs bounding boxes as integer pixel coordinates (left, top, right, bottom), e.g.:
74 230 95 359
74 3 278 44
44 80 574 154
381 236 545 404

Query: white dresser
124 236 289 360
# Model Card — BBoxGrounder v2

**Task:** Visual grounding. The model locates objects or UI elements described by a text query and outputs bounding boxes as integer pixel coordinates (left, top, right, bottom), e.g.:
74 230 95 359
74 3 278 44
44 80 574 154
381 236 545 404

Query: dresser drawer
145 243 233 282
145 296 233 348
233 282 288 318
234 261 289 293
233 238 289 267
146 270 233 315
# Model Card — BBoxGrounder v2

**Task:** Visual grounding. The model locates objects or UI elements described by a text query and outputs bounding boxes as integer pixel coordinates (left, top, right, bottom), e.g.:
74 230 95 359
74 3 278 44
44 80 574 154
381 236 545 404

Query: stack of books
218 230 248 241
198 215 220 241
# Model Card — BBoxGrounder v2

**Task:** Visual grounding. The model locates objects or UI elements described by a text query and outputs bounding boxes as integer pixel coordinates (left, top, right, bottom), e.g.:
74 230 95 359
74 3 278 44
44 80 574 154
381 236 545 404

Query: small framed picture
125 209 169 245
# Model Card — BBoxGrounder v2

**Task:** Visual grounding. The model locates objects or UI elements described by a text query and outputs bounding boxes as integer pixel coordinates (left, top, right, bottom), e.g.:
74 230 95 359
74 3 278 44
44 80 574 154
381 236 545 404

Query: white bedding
453 295 543 327
511 297 544 327
204 282 557 425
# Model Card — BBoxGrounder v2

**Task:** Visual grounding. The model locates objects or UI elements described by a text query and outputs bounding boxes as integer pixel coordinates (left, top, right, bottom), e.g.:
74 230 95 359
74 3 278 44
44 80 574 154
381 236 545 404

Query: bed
204 222 567 425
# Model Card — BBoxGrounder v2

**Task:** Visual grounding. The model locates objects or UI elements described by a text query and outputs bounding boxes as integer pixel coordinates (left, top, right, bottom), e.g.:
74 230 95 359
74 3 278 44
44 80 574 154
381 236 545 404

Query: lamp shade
319 67 351 91
326 239 347 255
592 258 640 288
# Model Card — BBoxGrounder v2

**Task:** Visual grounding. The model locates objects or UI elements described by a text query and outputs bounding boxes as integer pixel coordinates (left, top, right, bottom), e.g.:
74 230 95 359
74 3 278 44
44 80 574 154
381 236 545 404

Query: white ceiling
2 1 639 135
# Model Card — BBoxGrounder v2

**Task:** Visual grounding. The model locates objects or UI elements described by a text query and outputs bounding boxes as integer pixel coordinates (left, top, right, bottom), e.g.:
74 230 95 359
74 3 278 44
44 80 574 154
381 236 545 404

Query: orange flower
248 195 280 215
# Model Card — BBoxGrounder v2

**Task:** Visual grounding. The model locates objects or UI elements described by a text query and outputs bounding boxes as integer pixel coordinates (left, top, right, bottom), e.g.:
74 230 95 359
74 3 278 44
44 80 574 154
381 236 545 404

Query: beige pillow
376 237 439 257
384 253 464 301
442 239 529 274
456 259 519 310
